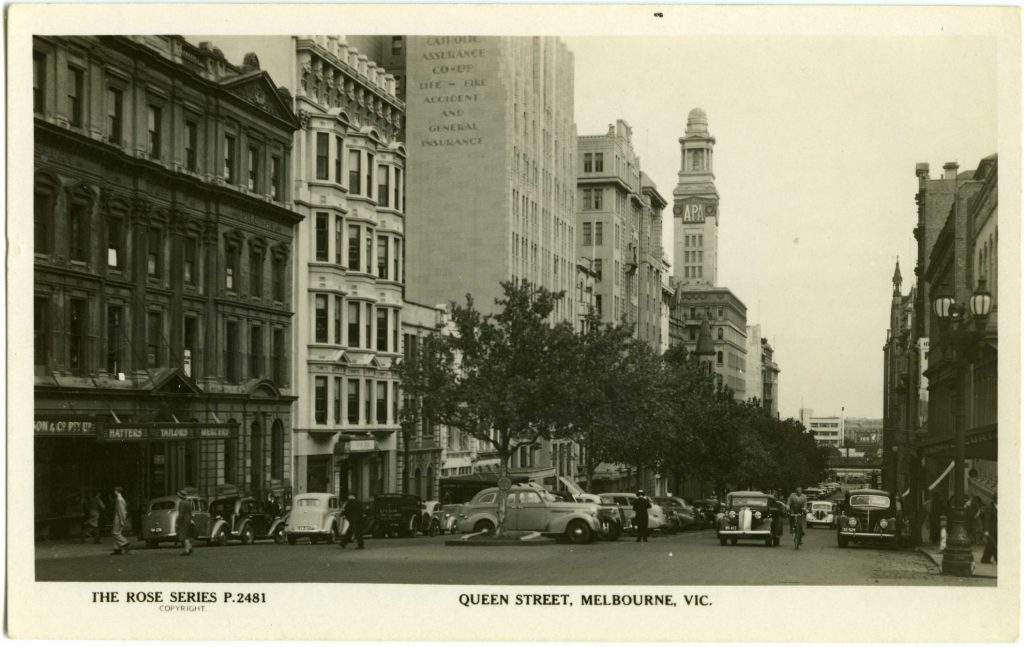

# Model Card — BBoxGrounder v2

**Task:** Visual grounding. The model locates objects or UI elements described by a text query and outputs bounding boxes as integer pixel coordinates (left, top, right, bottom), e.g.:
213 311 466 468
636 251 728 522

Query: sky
202 33 997 420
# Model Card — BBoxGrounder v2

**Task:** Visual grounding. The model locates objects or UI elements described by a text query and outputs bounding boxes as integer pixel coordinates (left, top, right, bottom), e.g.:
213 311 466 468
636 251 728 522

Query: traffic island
445 530 556 547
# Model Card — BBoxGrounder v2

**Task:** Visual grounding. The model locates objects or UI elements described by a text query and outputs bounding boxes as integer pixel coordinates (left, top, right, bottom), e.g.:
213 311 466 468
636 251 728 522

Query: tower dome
686 107 709 135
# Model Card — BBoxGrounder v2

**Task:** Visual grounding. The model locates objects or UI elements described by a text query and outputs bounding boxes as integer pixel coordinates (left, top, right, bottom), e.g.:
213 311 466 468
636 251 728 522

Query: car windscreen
849 494 890 508
295 498 322 507
149 501 175 511
210 501 234 516
811 502 833 510
730 497 768 508
474 492 496 504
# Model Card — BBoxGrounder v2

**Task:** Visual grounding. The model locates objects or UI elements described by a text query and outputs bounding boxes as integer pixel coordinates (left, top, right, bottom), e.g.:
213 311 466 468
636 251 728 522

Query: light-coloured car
806 500 836 528
455 485 601 543
598 493 667 533
285 493 343 544
141 494 211 548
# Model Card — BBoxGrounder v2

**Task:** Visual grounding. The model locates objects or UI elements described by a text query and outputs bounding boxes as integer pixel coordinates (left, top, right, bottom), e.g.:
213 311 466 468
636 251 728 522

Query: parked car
439 503 462 535
837 489 902 548
285 493 343 544
654 496 700 531
549 488 623 540
598 493 666 534
141 494 212 548
716 491 783 547
368 493 423 538
694 499 723 526
419 500 446 536
208 496 287 545
456 485 601 543
806 500 836 529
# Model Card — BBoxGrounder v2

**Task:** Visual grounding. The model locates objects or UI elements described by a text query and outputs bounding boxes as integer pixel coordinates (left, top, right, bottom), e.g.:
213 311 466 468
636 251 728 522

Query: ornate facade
33 35 301 535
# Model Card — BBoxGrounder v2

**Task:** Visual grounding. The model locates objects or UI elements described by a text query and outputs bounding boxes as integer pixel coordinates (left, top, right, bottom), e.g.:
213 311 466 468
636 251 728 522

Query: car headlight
729 510 737 518
879 519 888 529
848 518 857 527
754 511 762 519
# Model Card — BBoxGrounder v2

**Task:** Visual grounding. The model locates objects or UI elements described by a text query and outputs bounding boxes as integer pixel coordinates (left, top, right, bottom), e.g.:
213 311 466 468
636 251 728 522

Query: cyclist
787 487 808 548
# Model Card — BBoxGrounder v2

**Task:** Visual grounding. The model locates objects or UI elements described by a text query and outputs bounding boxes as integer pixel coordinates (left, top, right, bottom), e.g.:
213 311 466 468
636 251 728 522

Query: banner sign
34 418 97 437
100 423 238 442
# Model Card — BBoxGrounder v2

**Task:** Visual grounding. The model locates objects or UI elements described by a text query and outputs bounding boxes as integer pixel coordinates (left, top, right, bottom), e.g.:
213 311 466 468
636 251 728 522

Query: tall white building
289 36 407 499
800 408 846 449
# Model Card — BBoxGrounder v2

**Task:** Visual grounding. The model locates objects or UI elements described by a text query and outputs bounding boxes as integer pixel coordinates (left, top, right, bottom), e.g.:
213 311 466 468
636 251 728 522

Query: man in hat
340 494 365 549
175 489 194 556
632 490 652 543
110 486 131 555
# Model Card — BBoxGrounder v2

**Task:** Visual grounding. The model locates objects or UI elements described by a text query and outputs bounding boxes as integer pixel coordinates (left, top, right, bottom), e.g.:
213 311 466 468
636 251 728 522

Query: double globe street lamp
932 277 992 576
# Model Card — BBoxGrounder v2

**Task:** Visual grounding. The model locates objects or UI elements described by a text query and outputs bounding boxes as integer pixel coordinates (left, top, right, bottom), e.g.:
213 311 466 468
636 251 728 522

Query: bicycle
790 512 804 550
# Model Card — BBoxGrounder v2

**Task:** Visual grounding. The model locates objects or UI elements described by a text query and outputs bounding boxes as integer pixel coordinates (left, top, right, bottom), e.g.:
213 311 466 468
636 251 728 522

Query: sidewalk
35 537 142 560
916 543 997 578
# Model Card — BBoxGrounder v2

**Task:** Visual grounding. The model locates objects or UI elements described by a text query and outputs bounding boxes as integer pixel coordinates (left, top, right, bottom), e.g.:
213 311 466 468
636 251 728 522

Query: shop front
333 437 396 502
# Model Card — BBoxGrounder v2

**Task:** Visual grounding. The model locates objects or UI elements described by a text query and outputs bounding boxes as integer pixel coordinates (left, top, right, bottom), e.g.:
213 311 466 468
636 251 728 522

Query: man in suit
632 490 652 543
340 494 365 550
175 489 194 556
981 495 997 564
110 486 131 555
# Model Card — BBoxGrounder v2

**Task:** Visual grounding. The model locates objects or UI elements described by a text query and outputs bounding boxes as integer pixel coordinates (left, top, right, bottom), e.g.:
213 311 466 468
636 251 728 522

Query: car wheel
327 526 337 545
773 535 781 547
838 535 849 548
473 520 495 535
719 537 727 546
372 525 385 539
240 526 254 545
567 520 593 544
273 527 285 545
765 535 773 547
287 534 297 545
428 520 440 537
145 540 157 549
730 538 738 545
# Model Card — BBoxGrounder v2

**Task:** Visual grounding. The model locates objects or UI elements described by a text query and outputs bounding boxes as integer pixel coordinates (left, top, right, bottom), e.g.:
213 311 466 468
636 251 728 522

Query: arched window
250 420 263 495
224 419 238 485
717 328 724 341
426 467 433 500
271 419 284 479
414 467 422 498
66 184 93 264
716 351 723 365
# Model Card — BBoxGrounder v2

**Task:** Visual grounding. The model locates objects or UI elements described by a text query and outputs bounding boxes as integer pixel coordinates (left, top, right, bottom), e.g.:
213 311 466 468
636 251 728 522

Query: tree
397 281 578 536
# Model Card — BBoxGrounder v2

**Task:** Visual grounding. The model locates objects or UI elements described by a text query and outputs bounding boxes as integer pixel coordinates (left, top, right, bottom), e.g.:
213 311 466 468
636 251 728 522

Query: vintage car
440 503 462 534
654 496 700 531
208 496 287 545
716 491 783 547
368 493 423 538
552 489 623 540
598 493 667 534
141 494 212 548
806 500 836 529
837 489 902 548
285 493 343 544
456 485 602 543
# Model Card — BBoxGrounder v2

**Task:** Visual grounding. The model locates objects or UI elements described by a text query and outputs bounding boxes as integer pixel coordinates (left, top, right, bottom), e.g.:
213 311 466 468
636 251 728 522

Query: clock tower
672 108 719 286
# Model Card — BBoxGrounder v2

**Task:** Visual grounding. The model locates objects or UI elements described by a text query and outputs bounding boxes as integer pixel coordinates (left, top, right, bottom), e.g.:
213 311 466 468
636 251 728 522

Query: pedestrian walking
175 489 194 556
981 495 997 564
340 494 365 549
110 486 131 555
971 495 985 544
83 491 105 544
632 490 652 543
938 515 948 552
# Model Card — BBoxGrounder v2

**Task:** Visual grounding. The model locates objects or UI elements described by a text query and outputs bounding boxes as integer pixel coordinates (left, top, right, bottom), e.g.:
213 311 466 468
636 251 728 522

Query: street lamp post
932 277 992 577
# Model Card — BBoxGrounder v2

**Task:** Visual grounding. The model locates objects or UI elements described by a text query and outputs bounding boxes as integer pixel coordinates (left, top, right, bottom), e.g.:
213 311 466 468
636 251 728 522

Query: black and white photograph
7 3 1020 642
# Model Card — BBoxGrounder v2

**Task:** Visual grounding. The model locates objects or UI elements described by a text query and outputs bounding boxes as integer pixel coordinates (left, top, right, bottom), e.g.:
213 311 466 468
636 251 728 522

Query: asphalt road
35 525 992 585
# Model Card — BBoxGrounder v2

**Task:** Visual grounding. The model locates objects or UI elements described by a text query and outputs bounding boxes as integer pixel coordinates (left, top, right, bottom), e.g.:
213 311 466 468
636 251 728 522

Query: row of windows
312 295 400 352
581 152 604 173
581 221 604 246
312 212 403 281
36 178 290 302
34 296 289 385
34 51 288 201
312 376 397 426
582 188 604 211
683 266 704 279
311 132 404 210
683 234 704 248
683 250 704 264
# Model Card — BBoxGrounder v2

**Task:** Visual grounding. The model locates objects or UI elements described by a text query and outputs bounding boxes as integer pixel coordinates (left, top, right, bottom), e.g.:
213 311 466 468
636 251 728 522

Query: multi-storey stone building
746 324 780 416
33 36 301 534
577 122 668 351
287 36 407 500
669 288 748 398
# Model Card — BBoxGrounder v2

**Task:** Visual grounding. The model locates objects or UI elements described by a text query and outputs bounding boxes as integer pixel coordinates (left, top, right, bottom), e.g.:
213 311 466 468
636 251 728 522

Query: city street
35 527 991 586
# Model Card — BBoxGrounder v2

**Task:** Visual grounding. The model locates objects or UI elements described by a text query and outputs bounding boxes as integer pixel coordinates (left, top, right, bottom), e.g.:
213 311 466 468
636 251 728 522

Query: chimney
915 163 929 179
943 162 959 180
